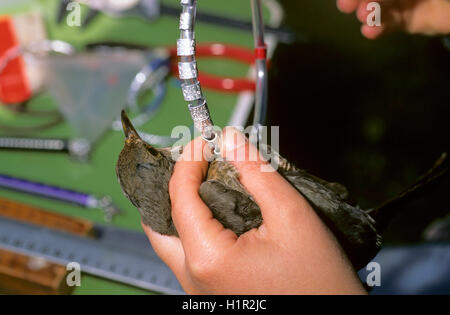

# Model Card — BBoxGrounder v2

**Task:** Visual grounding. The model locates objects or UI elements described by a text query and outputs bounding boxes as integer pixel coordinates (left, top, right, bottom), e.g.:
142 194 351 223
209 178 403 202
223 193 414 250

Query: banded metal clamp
177 0 221 155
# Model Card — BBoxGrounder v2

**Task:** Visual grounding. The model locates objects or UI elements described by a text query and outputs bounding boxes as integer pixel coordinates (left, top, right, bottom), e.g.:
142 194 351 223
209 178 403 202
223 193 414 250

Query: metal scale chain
177 0 268 151
177 0 221 155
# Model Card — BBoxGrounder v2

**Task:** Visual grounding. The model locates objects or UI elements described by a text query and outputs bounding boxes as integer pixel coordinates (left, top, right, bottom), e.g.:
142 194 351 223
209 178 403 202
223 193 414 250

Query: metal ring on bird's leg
202 129 222 159
177 0 221 155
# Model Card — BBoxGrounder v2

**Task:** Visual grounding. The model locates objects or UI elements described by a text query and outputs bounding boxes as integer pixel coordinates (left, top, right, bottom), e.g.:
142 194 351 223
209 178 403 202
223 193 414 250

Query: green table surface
0 0 272 294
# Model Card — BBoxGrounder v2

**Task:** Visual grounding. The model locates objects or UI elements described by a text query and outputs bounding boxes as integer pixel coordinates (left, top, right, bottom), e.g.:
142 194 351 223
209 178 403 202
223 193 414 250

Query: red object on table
0 16 31 104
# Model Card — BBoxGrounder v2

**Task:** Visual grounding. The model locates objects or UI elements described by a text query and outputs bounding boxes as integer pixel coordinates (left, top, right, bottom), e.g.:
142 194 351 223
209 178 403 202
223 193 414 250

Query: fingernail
221 127 249 162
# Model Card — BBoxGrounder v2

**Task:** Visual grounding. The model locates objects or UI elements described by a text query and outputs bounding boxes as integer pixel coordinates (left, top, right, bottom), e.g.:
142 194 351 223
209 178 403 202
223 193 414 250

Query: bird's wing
262 144 351 201
199 179 262 236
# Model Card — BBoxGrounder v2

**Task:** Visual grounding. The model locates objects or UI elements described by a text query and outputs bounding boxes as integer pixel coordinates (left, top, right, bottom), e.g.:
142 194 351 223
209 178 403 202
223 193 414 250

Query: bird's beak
121 110 140 141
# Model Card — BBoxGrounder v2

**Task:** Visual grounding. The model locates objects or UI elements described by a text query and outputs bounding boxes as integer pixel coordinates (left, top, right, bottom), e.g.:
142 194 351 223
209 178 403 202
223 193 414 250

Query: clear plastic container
41 49 147 145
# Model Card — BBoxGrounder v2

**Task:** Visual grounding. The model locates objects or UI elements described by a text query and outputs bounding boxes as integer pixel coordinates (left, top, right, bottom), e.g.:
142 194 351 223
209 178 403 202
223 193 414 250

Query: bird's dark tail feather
367 153 449 233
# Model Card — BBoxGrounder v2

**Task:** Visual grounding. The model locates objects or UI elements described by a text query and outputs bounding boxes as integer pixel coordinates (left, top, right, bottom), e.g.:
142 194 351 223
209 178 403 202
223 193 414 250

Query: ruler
0 197 93 294
0 197 184 294
0 216 184 294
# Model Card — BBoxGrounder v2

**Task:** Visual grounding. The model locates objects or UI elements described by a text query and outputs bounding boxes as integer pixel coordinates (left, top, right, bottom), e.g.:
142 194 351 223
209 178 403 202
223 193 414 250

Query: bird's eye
146 146 159 156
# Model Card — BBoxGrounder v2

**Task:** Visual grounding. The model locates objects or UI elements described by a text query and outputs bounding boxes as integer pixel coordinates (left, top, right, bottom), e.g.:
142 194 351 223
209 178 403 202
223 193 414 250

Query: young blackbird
116 110 448 270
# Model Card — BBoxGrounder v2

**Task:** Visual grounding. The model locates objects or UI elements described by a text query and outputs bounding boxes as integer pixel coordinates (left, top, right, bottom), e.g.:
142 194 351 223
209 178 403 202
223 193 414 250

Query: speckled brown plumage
116 111 448 270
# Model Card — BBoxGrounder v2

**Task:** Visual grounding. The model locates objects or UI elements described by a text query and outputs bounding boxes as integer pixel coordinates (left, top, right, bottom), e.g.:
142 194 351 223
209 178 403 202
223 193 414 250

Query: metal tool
56 0 297 43
0 137 91 158
177 0 220 154
250 0 268 142
0 216 184 294
174 0 269 152
0 174 121 222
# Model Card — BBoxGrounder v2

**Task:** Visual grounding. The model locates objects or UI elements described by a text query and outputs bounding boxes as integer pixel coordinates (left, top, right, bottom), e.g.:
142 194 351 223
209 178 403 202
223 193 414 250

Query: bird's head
119 109 164 164
116 111 176 234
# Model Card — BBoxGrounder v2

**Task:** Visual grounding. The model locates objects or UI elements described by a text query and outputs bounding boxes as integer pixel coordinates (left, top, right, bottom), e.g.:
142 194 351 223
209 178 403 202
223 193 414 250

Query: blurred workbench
0 0 272 294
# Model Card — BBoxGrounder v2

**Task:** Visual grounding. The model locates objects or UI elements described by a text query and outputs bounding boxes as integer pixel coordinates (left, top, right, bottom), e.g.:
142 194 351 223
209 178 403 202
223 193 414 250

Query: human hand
336 0 450 39
142 128 366 294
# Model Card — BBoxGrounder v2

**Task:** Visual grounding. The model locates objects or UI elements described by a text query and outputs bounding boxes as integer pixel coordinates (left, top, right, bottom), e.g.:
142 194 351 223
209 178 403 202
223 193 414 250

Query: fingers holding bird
220 127 315 234
168 128 315 250
141 223 187 282
169 137 237 259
